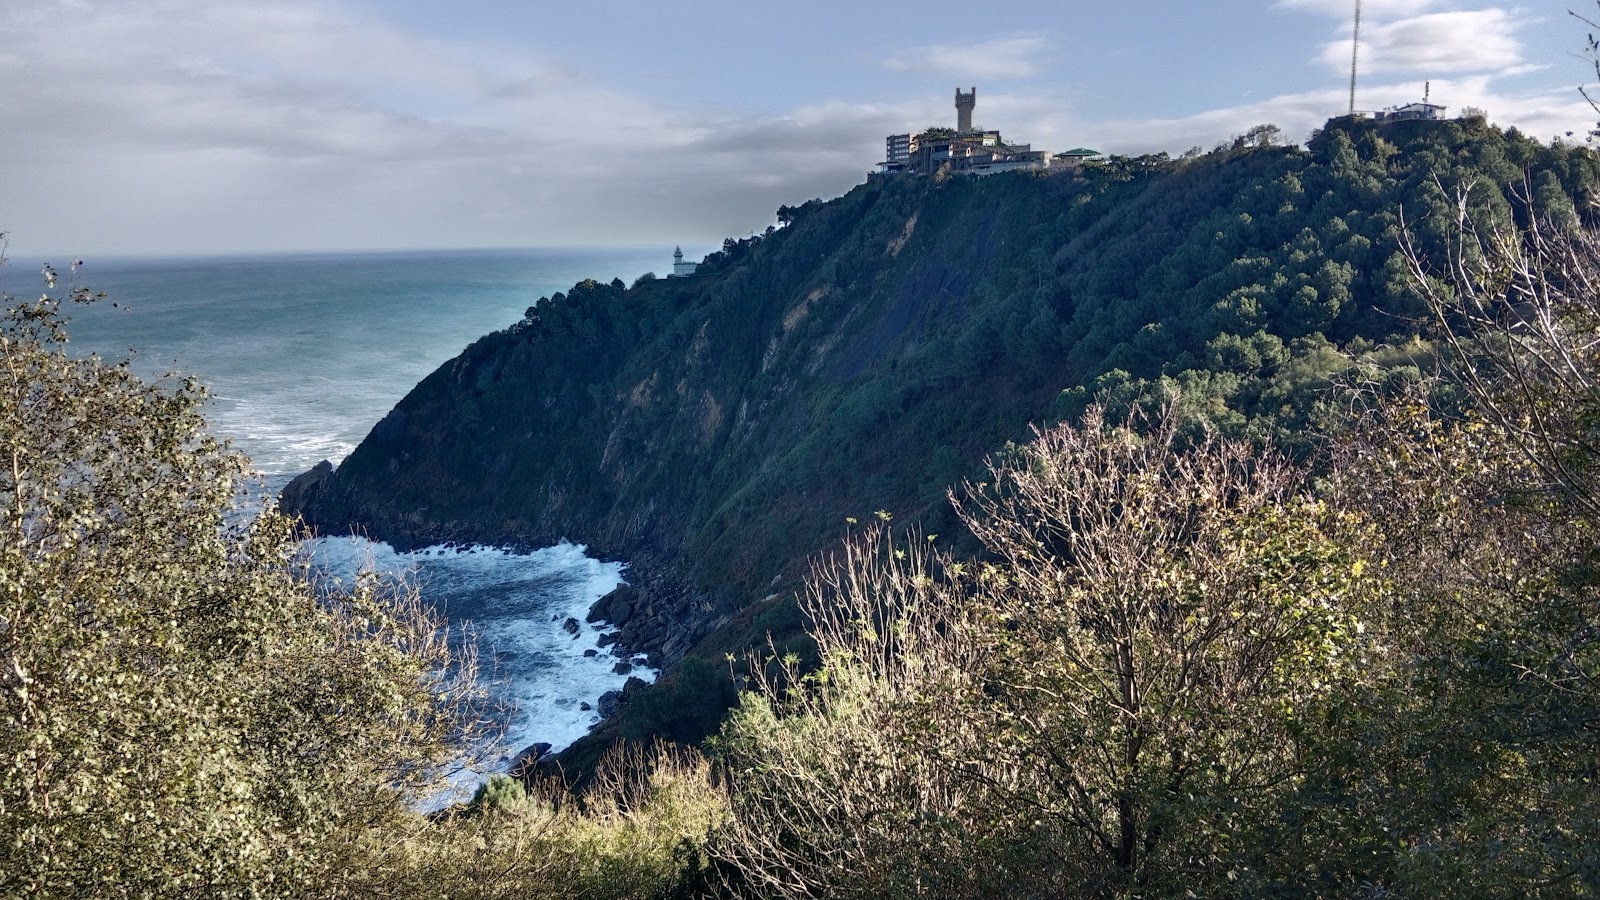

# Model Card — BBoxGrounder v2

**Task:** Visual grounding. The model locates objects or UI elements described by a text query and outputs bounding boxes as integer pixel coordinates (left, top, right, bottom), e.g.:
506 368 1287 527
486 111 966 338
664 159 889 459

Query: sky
1 0 1594 257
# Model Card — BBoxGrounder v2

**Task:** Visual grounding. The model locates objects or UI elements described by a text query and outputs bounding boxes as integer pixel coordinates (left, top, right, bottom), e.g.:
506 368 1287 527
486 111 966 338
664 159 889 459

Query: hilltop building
670 246 697 278
1365 83 1450 122
1372 101 1446 122
880 87 1093 176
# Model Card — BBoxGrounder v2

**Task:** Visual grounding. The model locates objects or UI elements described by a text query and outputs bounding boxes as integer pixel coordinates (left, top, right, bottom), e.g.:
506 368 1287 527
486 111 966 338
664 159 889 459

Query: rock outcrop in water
279 459 332 517
282 117 1600 757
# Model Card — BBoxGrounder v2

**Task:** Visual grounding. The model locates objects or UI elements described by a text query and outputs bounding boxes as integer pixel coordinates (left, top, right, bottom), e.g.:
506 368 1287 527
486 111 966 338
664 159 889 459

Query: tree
0 285 486 895
1320 193 1600 893
717 406 1382 896
1403 195 1600 518
1232 123 1283 150
716 525 1005 899
949 407 1378 892
1272 386 1600 896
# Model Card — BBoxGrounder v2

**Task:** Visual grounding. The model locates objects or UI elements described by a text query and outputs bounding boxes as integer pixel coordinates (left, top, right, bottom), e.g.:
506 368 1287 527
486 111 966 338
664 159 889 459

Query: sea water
2 247 667 788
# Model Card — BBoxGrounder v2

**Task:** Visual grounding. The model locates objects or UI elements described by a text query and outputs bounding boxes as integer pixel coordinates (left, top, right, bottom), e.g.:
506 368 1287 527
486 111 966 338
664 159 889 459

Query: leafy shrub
0 287 488 896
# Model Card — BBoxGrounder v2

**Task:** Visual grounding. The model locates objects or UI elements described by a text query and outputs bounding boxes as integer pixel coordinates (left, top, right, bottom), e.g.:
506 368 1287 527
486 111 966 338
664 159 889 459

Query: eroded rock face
278 460 333 520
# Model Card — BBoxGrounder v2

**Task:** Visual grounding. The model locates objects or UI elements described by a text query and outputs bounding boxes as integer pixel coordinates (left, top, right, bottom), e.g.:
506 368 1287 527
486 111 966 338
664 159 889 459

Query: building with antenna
1348 1 1448 123
1372 100 1447 121
881 87 1085 177
1372 82 1446 121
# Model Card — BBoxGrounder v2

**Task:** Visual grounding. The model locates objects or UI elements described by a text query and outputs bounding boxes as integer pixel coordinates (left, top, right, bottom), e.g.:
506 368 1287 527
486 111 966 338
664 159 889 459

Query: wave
302 536 656 802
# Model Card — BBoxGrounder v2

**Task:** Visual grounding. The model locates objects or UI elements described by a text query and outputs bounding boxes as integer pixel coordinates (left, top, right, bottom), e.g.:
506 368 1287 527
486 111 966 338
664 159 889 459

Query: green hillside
286 115 1598 751
17 108 1600 896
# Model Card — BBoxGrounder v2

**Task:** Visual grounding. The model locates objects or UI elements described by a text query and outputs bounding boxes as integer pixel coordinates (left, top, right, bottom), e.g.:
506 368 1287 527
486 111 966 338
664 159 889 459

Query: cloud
1316 9 1524 75
1 0 1588 260
0 0 894 255
883 34 1052 80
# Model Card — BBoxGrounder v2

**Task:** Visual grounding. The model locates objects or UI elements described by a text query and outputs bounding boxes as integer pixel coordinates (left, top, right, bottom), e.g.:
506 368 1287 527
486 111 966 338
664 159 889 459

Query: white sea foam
303 536 656 803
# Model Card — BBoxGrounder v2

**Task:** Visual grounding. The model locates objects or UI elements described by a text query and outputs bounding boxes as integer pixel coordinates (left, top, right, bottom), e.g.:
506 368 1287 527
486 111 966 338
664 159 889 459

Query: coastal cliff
283 117 1599 751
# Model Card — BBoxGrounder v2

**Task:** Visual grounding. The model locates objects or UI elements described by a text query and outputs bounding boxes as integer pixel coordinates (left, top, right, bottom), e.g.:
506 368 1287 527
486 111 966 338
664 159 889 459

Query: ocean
2 247 669 790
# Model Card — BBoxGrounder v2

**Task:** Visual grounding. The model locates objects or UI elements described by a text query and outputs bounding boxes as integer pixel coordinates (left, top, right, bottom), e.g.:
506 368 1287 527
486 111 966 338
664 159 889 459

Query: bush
0 287 487 896
715 406 1383 897
472 774 532 815
359 743 727 899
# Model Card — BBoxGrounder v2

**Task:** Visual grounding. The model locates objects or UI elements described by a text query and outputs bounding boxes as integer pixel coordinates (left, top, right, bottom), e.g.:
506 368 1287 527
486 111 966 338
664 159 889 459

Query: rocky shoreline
279 458 735 759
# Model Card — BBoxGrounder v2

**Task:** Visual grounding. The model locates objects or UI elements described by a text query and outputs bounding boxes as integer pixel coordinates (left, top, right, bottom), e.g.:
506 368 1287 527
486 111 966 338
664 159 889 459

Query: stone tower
955 86 976 134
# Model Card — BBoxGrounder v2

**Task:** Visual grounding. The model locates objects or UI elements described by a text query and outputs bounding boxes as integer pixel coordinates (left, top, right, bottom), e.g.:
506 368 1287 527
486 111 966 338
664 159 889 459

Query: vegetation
712 194 1600 896
716 407 1380 896
2 286 476 893
288 114 1599 763
11 107 1600 895
0 287 725 897
346 744 727 899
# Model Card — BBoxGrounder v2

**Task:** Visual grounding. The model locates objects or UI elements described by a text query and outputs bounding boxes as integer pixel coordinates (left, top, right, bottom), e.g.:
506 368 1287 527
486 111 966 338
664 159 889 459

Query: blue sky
1 0 1592 257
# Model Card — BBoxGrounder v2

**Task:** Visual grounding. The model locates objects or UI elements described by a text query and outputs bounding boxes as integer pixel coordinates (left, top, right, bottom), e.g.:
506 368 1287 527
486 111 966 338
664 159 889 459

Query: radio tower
1348 0 1363 116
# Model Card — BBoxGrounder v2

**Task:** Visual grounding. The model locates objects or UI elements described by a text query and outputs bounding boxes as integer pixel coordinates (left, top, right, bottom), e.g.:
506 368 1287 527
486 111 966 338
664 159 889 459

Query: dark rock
582 648 597 658
597 690 624 719
627 617 664 646
623 676 648 696
579 701 592 711
277 460 334 519
508 741 553 778
587 583 639 625
562 617 580 636
597 632 619 648
612 662 632 675
609 597 634 625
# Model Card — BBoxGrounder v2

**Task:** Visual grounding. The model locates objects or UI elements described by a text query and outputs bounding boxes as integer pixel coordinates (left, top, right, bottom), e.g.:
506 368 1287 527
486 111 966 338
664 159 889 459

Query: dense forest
9 111 1600 896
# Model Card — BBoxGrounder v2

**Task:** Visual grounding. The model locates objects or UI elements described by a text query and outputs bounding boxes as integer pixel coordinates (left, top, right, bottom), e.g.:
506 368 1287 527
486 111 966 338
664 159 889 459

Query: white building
671 246 697 277
1373 101 1447 122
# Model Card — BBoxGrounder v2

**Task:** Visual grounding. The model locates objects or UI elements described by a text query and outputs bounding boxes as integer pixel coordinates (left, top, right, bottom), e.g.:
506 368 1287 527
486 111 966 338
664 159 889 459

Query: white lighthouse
672 246 697 277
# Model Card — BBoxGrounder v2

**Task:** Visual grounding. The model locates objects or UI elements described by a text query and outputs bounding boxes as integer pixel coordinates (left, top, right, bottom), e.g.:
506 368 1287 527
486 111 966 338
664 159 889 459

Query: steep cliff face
291 168 1089 659
287 118 1597 679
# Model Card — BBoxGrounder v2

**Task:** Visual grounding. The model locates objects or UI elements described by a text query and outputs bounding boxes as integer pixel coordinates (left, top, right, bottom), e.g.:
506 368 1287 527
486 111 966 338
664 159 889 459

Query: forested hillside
15 110 1600 897
286 115 1598 751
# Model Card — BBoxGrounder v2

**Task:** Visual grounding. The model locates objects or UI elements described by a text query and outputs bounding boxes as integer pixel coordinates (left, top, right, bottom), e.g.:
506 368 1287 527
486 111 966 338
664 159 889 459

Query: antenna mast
1348 0 1363 116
